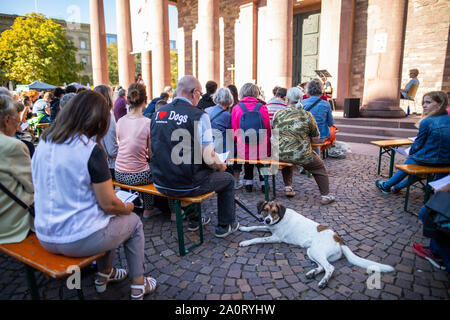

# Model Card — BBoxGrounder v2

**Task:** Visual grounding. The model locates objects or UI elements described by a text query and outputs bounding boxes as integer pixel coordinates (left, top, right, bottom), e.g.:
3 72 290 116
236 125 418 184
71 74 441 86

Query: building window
80 40 86 50
81 57 87 67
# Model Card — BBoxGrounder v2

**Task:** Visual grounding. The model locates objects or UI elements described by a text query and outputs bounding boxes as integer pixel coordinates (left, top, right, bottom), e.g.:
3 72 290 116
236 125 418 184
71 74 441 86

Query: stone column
116 0 135 90
265 0 293 91
235 1 258 90
150 0 171 97
142 51 153 99
360 0 407 118
89 0 109 86
197 0 220 87
336 0 355 109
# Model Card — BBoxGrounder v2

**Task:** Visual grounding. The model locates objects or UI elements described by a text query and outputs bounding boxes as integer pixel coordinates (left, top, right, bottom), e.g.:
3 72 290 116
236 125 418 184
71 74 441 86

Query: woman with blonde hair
376 91 450 194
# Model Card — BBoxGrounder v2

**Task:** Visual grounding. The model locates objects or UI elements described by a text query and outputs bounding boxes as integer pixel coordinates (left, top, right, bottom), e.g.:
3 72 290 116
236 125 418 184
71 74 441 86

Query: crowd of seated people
1 73 448 304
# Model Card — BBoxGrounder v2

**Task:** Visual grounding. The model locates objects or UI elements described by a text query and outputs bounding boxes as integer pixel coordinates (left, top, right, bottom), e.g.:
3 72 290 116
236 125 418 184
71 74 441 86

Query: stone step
336 124 418 138
334 116 419 129
336 132 409 144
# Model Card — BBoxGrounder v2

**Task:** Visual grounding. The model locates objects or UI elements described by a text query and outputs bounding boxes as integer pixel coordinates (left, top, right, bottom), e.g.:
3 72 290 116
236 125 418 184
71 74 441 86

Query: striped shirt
266 98 287 123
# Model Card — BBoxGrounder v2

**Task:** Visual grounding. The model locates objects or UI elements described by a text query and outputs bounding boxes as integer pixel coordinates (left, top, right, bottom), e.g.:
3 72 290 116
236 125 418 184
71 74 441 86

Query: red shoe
413 243 445 269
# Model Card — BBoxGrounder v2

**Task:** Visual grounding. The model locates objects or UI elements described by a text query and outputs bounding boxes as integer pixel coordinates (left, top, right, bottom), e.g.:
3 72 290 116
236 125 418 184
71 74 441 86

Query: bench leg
174 200 186 256
389 149 396 179
404 174 412 212
25 265 40 300
377 148 382 175
424 174 434 204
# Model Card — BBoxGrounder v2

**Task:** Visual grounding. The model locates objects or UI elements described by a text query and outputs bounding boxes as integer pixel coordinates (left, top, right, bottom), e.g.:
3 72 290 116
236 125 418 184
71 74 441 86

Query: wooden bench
370 139 414 178
0 233 104 300
112 181 215 256
395 164 450 212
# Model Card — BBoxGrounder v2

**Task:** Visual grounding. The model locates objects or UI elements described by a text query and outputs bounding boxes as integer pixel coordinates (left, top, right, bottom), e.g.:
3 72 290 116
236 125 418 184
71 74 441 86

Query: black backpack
423 192 450 238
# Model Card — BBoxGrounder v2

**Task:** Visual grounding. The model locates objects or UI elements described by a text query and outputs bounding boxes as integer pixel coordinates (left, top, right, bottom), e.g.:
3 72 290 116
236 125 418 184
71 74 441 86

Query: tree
107 43 119 86
170 51 178 88
0 13 83 85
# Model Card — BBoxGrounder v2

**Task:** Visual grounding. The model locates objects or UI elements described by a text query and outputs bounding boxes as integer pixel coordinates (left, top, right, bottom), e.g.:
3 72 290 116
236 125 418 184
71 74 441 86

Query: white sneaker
234 181 244 190
320 195 336 205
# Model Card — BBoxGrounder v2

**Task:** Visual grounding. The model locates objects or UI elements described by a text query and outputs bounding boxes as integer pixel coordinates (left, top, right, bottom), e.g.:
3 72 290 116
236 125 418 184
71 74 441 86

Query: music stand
315 70 332 78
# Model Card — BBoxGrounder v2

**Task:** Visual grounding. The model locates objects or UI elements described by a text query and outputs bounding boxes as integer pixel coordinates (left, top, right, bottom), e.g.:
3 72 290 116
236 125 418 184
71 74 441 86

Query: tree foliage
0 13 83 85
170 51 178 89
107 43 119 86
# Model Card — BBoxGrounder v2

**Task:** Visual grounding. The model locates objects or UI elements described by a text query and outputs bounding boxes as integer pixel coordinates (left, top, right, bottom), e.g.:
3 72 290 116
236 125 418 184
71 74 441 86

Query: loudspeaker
344 98 360 118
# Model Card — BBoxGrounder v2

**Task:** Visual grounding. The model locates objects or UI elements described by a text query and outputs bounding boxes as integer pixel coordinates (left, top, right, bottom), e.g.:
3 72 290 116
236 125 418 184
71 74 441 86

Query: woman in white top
32 91 156 300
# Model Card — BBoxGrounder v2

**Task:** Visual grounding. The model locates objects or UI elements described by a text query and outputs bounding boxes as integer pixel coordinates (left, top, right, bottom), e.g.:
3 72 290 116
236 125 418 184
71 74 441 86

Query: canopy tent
28 81 57 91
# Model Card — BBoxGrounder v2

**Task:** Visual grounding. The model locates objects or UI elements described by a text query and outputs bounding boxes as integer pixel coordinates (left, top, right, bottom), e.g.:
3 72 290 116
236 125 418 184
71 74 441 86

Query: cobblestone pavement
1 151 449 300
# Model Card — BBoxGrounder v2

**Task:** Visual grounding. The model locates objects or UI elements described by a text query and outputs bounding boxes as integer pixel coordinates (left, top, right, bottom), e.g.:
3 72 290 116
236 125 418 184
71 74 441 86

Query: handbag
0 181 35 217
423 191 450 238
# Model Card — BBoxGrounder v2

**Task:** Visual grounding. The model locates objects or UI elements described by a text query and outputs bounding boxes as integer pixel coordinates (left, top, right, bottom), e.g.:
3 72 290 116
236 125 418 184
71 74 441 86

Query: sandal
285 186 295 197
95 267 128 293
130 276 157 300
143 208 162 219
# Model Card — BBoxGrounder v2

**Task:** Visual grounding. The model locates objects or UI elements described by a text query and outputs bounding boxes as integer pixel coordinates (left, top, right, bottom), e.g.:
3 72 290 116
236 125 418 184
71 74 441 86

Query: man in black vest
151 75 239 238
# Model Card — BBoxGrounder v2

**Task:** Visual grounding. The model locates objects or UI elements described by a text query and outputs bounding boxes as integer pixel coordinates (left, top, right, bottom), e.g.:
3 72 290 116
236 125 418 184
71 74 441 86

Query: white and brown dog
239 201 395 289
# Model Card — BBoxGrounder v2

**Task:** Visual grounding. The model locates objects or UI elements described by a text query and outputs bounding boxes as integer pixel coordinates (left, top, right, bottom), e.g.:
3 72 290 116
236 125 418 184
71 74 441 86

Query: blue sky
0 0 178 40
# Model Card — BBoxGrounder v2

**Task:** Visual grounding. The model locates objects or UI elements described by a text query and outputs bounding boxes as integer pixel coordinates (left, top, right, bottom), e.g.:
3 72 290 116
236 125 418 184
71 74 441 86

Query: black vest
150 99 212 192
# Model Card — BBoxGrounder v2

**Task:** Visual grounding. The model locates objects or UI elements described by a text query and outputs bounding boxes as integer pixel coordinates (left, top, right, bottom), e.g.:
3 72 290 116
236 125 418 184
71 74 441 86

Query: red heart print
159 111 167 119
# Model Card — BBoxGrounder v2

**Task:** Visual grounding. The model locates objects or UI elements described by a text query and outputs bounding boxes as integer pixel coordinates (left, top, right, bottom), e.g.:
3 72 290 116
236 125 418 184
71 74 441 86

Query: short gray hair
0 94 17 123
213 87 233 108
0 87 12 98
118 89 126 97
60 93 76 110
239 83 260 99
306 79 323 96
286 87 303 106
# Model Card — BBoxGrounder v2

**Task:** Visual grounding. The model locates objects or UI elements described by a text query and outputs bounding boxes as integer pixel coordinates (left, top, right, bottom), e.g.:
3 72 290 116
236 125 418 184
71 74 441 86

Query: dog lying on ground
239 201 395 289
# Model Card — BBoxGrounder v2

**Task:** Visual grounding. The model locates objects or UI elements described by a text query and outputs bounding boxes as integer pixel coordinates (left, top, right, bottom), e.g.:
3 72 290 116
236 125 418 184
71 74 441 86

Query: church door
292 10 321 86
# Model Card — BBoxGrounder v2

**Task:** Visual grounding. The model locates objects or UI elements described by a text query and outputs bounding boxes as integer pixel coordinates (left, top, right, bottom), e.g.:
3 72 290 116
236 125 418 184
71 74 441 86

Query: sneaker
245 185 253 193
285 186 295 197
376 180 391 194
320 195 335 205
234 181 244 190
391 185 401 194
215 222 240 238
187 217 211 232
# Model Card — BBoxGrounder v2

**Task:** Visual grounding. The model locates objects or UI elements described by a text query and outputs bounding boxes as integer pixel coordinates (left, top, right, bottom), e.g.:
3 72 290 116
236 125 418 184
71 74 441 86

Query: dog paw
239 226 250 232
318 280 328 289
239 240 250 247
305 271 316 279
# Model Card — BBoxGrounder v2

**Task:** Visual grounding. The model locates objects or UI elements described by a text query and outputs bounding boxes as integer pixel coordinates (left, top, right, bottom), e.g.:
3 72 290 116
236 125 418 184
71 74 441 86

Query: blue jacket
143 97 162 118
409 112 450 165
205 105 232 153
302 96 334 139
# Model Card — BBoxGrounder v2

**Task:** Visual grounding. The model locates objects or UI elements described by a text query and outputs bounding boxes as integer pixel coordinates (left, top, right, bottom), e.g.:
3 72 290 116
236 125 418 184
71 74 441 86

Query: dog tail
341 246 395 273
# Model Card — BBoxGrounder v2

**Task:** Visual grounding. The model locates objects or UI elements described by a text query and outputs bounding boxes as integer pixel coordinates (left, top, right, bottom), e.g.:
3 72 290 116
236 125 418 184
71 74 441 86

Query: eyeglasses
191 88 203 96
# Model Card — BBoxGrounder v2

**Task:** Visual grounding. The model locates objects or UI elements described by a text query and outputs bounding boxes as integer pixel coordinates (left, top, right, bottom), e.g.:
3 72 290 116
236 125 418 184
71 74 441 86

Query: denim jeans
158 171 236 226
384 158 419 189
385 158 449 190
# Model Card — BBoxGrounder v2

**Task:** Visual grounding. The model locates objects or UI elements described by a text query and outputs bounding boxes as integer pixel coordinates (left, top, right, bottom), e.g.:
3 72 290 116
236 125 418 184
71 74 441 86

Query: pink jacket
231 96 271 159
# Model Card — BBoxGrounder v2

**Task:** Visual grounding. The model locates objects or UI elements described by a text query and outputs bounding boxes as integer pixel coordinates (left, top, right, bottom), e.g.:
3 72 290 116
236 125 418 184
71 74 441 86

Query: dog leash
235 198 263 222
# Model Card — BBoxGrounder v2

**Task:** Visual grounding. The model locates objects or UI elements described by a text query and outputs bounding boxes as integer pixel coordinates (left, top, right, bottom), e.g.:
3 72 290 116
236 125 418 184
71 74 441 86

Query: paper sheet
20 122 29 131
408 136 416 142
393 147 410 157
429 175 450 191
115 190 139 203
218 151 229 163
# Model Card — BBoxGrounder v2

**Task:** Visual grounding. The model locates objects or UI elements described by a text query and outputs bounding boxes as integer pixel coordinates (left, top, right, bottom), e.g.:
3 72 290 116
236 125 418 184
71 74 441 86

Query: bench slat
112 181 215 203
226 158 294 168
0 233 104 279
370 139 413 148
395 164 450 175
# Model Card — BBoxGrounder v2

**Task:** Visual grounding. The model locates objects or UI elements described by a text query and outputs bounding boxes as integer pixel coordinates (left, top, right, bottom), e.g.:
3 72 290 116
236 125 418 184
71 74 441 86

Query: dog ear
276 203 286 219
257 200 267 214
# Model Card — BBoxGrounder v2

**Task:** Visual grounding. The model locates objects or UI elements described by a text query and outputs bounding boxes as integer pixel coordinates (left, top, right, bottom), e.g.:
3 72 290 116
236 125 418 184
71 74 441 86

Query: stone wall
349 0 450 103
402 0 450 106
